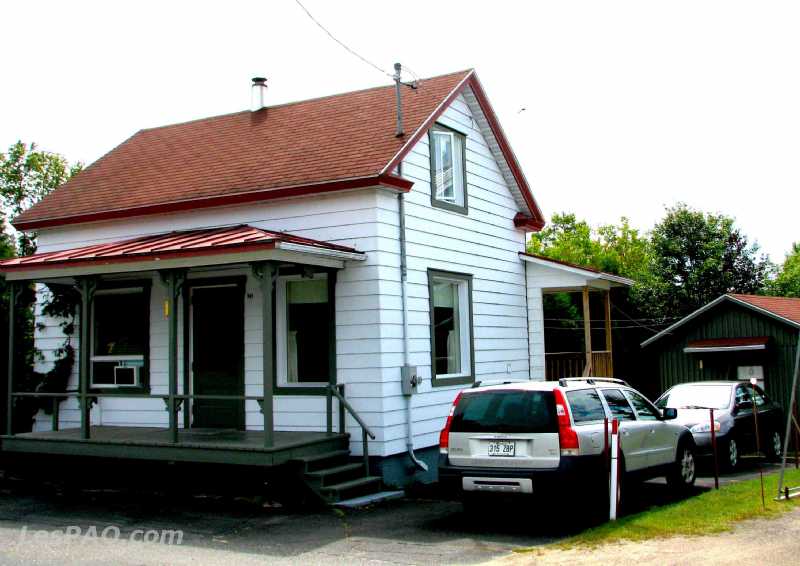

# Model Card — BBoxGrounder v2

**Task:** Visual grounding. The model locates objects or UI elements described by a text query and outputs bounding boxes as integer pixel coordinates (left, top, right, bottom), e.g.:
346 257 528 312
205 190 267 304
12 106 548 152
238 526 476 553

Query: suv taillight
553 389 579 456
439 392 463 454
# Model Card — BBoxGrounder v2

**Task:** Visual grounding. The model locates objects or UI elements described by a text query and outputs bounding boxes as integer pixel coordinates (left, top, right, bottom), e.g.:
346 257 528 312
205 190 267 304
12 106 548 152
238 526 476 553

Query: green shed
641 294 800 412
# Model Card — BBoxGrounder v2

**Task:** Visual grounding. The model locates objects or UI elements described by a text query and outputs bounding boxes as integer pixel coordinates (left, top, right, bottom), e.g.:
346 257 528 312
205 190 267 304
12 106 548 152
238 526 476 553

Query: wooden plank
604 291 614 376
583 287 592 377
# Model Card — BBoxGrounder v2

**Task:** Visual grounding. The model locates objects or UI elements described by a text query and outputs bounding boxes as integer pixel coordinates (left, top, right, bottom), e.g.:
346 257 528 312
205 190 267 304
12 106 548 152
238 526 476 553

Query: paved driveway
0 457 788 565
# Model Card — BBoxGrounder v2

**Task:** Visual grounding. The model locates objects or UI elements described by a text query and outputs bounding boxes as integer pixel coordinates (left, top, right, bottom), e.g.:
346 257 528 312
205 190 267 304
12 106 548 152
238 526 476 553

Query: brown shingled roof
729 294 800 326
14 70 544 231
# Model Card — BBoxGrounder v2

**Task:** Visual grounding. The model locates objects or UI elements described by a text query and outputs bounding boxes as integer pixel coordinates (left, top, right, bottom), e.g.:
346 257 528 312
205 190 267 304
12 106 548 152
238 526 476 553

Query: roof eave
13 174 413 232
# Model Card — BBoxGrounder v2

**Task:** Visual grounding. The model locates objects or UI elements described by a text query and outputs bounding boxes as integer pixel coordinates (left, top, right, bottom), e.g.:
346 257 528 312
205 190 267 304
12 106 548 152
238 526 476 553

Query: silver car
654 381 784 471
438 378 697 509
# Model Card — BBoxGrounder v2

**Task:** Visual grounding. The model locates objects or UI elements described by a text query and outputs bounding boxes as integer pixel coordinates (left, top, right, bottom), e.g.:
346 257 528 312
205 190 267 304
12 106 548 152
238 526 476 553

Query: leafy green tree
527 213 652 281
0 141 82 255
767 243 800 297
642 203 771 319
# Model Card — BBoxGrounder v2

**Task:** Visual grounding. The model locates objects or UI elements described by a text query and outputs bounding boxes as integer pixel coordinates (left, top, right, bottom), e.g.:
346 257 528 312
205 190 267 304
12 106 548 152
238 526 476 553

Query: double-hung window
428 270 474 386
91 286 149 388
429 124 467 213
276 274 332 389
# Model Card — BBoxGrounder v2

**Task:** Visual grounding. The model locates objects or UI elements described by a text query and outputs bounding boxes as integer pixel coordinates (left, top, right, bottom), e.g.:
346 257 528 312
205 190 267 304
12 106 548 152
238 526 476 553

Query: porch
521 253 634 381
0 225 375 478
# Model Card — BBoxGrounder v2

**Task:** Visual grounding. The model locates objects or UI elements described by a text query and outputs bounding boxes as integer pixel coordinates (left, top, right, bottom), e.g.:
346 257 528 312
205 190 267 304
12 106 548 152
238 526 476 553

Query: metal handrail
329 384 375 472
328 385 375 440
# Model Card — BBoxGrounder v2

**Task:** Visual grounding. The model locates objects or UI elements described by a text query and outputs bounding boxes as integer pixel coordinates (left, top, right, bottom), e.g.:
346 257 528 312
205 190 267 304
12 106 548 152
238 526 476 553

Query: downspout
398 188 429 472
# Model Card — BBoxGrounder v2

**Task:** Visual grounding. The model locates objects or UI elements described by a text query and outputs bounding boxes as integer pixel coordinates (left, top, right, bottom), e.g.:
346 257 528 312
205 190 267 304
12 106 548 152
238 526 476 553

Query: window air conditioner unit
114 365 139 386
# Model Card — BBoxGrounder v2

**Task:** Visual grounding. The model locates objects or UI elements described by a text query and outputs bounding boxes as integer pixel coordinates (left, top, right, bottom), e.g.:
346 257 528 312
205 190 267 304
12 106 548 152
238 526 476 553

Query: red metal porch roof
0 225 362 272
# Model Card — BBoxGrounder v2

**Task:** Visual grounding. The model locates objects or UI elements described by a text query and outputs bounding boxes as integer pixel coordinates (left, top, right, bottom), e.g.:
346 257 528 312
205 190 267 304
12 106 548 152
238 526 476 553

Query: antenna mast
394 62 418 138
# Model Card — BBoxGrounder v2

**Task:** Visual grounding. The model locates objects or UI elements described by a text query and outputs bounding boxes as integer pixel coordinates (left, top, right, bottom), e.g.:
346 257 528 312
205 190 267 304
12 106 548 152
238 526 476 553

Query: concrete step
291 450 350 473
305 462 364 487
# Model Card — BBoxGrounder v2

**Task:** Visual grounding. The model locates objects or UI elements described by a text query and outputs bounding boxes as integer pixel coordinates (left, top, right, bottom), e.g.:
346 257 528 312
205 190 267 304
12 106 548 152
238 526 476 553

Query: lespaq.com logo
18 525 184 546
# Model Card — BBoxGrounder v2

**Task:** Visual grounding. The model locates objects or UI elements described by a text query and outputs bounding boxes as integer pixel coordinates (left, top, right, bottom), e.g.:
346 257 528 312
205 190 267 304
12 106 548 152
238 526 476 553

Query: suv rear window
450 390 557 434
566 389 606 423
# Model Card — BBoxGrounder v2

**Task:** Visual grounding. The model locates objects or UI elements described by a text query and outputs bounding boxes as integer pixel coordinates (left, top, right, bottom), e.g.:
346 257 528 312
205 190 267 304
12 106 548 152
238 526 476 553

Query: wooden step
291 450 350 473
320 476 382 502
305 462 364 487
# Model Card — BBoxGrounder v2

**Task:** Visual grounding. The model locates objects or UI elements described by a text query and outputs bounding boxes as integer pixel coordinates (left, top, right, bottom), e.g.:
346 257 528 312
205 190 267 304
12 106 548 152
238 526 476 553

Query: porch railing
545 351 614 381
7 386 374 463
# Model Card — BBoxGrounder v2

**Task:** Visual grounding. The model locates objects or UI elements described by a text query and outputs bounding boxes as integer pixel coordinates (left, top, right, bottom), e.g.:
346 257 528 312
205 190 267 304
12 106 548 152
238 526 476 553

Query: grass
549 468 800 548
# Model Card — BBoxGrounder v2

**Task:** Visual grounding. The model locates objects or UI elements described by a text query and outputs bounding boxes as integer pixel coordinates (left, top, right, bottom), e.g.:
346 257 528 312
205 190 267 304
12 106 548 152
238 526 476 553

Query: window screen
286 278 330 383
93 291 147 357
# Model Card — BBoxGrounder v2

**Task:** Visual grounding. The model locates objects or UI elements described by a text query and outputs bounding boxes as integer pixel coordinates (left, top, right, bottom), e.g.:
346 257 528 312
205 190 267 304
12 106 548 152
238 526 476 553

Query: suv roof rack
559 377 630 387
472 378 530 389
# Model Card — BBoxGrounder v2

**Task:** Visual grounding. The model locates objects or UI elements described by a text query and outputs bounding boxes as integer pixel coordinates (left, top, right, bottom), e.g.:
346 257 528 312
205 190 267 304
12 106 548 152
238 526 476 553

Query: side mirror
662 407 678 420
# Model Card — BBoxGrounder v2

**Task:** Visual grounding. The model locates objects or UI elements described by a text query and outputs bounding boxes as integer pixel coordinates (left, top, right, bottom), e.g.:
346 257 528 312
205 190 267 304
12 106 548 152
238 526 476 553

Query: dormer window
429 124 468 214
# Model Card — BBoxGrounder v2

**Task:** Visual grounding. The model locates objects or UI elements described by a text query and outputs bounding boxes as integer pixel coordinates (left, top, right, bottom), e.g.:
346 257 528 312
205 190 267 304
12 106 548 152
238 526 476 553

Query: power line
293 0 393 78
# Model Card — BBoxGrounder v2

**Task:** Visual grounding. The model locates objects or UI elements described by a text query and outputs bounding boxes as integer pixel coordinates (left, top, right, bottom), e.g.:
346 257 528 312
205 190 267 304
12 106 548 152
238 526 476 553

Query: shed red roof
14 70 544 231
0 225 361 272
728 294 800 326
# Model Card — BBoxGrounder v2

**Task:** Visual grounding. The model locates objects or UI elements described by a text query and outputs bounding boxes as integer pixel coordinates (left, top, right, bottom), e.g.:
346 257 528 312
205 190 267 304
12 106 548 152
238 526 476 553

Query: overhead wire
293 0 394 79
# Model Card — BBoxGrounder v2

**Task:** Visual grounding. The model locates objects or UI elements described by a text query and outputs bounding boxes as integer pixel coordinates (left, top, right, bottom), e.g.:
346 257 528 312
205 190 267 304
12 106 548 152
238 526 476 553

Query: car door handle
621 430 630 436
649 429 656 434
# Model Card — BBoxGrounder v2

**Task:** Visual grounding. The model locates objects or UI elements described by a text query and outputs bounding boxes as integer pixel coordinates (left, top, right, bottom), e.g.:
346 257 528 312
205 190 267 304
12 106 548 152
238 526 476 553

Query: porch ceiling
0 224 365 280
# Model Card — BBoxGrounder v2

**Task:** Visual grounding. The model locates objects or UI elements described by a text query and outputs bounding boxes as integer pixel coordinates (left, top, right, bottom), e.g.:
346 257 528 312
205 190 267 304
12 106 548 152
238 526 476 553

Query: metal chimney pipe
251 77 268 112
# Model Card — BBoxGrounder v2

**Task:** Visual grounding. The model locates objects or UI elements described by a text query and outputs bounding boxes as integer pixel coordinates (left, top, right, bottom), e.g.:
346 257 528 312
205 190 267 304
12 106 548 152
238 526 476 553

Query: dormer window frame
428 123 469 215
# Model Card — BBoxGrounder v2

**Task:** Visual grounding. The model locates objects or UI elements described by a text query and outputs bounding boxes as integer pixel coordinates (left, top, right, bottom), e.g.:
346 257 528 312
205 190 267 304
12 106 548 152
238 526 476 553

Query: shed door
191 285 244 429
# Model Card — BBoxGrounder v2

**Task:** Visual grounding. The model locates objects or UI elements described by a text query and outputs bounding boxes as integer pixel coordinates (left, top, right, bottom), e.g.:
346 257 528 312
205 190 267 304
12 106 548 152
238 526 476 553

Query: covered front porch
0 225 373 471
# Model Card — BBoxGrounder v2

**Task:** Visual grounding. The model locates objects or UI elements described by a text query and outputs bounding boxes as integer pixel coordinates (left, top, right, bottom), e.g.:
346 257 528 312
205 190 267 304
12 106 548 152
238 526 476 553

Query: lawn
551 468 800 548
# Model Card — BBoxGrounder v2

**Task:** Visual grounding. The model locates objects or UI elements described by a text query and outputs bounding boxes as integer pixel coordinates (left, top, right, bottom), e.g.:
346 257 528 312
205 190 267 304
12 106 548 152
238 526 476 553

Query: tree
0 141 82 255
527 213 652 280
642 204 771 319
767 243 800 297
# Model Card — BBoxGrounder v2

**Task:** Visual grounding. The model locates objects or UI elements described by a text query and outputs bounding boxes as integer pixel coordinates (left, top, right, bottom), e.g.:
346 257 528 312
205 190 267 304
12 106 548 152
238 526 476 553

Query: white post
609 418 619 521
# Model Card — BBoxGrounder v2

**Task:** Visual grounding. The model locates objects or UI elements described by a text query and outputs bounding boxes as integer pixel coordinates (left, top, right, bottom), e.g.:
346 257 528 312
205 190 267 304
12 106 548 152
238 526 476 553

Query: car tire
667 440 697 492
766 430 783 462
721 436 740 472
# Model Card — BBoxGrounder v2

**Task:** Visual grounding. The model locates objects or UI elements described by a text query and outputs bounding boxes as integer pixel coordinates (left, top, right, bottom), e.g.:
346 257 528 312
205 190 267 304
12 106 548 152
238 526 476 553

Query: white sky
1 1 798 261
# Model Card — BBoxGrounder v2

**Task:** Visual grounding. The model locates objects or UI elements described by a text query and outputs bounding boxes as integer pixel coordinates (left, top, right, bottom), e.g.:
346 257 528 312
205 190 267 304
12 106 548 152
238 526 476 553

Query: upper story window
91 286 149 388
429 124 468 214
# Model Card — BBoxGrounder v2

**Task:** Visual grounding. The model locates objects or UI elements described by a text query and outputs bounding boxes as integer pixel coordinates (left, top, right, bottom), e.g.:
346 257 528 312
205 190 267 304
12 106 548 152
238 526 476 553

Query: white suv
438 378 696 506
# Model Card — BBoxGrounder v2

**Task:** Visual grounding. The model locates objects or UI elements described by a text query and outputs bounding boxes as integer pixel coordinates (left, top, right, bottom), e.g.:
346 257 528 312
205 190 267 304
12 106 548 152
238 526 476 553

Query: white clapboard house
0 70 630 502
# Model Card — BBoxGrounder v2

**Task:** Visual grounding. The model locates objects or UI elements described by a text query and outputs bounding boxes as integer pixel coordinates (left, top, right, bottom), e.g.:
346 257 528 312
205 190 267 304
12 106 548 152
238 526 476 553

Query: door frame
186 275 247 429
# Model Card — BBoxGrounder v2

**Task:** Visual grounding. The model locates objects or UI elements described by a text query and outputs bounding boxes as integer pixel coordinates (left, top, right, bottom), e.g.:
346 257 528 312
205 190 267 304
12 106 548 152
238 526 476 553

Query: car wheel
667 441 697 492
767 430 783 462
722 437 739 471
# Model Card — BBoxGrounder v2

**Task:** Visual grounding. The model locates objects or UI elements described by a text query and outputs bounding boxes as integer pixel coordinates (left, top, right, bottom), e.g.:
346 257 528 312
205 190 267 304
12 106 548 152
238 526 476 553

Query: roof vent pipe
251 77 268 111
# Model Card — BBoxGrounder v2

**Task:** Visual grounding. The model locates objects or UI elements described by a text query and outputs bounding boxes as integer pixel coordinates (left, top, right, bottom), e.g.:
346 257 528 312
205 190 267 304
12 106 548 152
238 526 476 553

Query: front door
191 284 244 429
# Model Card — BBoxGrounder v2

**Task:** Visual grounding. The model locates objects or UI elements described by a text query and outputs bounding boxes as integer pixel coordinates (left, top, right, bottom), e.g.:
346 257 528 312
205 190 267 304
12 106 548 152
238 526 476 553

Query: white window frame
429 271 473 384
276 273 330 388
90 287 146 388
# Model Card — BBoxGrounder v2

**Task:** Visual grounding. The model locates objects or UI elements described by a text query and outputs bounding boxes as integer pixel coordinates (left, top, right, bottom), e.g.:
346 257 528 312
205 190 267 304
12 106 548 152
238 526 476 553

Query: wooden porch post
604 290 614 377
77 277 96 440
5 281 21 436
252 262 276 447
326 270 337 434
163 270 185 444
582 287 592 377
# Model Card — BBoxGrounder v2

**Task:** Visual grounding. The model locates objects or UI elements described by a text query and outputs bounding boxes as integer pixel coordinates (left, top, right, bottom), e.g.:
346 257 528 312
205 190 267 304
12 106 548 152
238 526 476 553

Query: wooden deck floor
1 426 350 467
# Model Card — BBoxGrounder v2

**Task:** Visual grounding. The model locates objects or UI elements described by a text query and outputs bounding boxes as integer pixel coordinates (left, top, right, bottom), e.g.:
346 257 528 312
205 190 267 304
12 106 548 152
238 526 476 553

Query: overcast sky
1 1 798 261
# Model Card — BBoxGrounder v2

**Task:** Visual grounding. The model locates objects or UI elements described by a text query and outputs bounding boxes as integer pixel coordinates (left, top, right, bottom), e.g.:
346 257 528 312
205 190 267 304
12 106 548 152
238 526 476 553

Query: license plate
488 440 516 457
